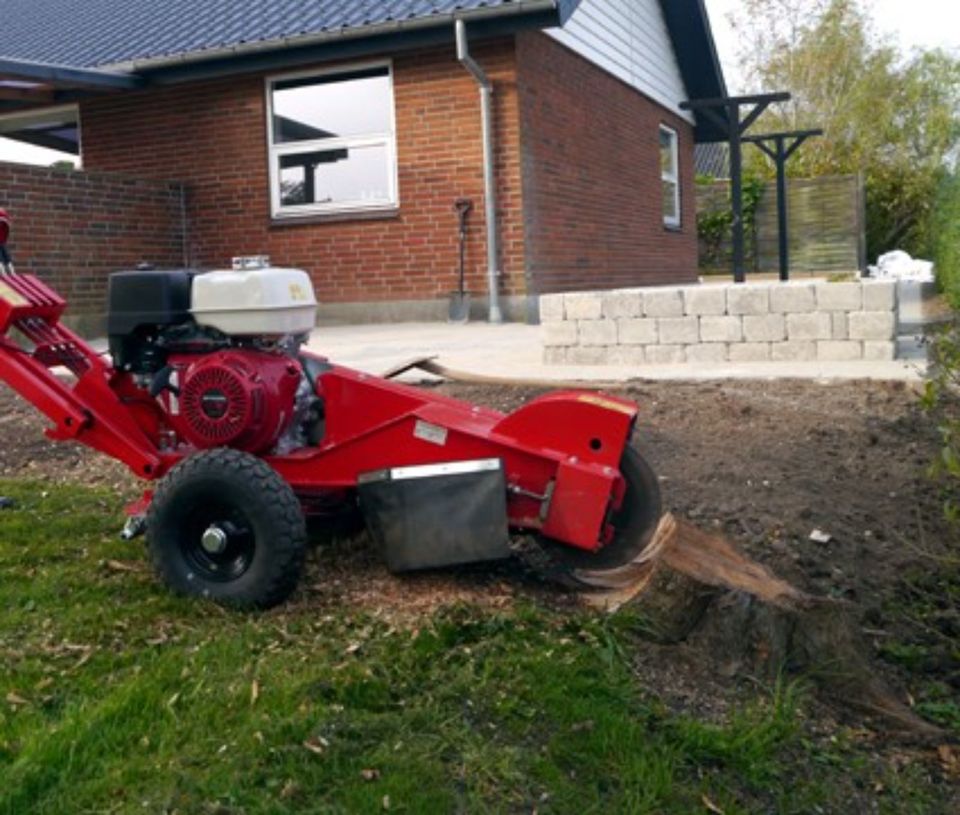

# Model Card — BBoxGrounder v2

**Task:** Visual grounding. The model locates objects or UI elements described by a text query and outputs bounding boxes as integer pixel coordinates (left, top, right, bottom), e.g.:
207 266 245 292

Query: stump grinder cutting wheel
0 210 661 608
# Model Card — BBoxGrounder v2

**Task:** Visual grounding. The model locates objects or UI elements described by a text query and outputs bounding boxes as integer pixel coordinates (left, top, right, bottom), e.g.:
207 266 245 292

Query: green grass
0 481 948 814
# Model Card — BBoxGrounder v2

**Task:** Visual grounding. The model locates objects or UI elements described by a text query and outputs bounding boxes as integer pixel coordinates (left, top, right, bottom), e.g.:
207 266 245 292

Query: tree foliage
730 0 960 262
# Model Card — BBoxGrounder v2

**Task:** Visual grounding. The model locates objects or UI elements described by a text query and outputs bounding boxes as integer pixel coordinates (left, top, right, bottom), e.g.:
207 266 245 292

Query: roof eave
657 0 729 143
104 1 561 76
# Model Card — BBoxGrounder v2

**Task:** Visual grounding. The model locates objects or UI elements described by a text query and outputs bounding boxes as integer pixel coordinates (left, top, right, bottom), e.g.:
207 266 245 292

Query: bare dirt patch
0 379 956 738
0 377 946 619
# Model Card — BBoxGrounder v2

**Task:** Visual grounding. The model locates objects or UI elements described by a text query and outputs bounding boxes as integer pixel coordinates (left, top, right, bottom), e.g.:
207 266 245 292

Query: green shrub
696 174 765 274
933 172 960 308
923 319 960 522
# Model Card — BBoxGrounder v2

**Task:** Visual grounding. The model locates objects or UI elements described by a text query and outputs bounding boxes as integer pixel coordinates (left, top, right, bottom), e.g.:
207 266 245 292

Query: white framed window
266 62 398 219
659 125 680 228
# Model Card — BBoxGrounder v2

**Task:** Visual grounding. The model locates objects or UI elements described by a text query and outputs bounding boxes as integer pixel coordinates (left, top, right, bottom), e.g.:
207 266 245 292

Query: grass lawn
0 481 948 814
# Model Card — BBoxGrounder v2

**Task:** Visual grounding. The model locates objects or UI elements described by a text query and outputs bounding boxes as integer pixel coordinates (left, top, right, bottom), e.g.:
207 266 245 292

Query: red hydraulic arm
0 266 163 479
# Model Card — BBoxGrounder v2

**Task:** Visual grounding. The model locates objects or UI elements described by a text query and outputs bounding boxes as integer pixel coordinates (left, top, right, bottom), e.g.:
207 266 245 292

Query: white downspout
455 19 503 324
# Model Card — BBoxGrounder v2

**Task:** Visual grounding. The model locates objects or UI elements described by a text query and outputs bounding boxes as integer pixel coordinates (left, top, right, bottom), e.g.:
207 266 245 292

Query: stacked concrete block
579 319 617 347
602 290 642 319
770 282 816 313
644 288 684 317
563 292 603 320
700 316 742 343
658 317 700 345
743 314 786 342
540 279 900 366
682 286 726 316
727 284 770 316
618 318 658 345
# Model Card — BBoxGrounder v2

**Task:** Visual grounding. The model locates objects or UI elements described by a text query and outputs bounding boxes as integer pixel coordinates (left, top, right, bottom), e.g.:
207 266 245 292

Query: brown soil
0 376 948 626
0 377 948 622
1 377 957 787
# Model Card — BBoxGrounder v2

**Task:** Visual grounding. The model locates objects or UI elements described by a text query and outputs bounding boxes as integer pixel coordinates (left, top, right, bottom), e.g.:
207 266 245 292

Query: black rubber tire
146 448 306 609
540 446 663 571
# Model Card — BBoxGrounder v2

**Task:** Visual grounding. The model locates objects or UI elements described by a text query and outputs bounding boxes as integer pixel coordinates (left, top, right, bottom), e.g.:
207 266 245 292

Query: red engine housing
167 350 302 454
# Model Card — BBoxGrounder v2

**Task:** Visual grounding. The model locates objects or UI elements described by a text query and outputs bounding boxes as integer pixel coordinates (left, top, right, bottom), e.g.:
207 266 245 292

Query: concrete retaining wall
540 280 899 365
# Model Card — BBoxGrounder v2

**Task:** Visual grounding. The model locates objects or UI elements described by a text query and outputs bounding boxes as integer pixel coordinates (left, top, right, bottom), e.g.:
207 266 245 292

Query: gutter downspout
455 19 503 324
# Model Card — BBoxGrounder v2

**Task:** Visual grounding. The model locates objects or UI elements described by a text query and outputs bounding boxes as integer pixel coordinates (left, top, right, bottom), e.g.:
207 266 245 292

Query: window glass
268 64 396 217
663 181 679 223
660 126 680 227
279 144 391 209
272 67 391 144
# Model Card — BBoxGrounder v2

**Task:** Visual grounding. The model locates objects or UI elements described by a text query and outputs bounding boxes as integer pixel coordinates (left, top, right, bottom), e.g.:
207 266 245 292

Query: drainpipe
455 19 503 324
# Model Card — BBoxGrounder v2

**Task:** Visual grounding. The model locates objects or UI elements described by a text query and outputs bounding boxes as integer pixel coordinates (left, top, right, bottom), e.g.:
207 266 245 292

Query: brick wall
80 41 527 307
515 32 698 295
0 162 185 330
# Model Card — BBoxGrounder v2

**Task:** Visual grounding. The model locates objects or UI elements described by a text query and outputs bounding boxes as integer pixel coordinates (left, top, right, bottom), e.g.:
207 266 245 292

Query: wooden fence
697 174 866 276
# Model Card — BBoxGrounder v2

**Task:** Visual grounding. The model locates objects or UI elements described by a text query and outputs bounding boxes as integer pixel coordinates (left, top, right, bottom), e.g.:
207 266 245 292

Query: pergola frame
743 128 823 281
681 92 791 283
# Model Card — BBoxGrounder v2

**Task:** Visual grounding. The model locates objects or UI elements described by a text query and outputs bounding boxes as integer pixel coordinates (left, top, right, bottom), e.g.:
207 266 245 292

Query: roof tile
0 1 547 68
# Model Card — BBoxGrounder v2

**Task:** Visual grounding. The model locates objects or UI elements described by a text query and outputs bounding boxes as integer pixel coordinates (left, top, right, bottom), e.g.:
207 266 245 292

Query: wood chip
302 739 326 756
105 559 140 573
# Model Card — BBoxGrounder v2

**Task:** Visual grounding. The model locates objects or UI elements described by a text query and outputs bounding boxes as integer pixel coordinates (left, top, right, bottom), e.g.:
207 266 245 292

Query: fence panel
697 174 865 275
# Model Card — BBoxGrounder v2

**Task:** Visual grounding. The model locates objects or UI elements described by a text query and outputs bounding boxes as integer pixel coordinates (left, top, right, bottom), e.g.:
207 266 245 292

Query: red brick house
0 0 726 326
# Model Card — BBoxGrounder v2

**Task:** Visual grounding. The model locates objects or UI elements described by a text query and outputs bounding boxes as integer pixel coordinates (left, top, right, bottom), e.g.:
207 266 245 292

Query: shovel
448 198 473 323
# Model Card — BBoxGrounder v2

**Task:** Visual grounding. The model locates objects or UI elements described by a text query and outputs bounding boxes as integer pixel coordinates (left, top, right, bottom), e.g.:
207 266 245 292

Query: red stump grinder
0 209 661 608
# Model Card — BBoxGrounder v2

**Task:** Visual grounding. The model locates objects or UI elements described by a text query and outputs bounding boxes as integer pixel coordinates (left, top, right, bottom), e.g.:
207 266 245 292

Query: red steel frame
0 267 640 554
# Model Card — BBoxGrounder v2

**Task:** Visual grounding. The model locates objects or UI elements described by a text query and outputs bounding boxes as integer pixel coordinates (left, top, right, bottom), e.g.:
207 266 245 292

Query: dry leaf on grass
701 794 725 815
938 744 960 777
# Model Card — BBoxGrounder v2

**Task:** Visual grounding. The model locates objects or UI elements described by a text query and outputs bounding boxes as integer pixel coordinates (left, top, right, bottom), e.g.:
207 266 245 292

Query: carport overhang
0 57 141 155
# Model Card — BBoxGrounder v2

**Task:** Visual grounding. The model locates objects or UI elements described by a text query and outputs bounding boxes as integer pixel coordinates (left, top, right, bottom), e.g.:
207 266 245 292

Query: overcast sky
1 1 959 166
704 0 960 92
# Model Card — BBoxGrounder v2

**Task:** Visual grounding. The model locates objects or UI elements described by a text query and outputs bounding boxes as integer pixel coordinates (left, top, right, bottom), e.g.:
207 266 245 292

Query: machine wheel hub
201 525 229 555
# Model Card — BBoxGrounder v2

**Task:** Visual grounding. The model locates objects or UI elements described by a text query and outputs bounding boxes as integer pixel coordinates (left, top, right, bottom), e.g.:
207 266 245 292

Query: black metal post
775 140 789 281
729 121 745 282
681 93 791 283
743 129 822 281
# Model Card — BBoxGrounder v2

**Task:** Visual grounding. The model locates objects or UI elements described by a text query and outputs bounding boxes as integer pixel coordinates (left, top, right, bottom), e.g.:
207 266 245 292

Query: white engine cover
191 268 318 337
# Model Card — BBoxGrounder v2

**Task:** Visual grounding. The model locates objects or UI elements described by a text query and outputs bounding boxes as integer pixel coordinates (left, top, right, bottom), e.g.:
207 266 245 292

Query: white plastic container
191 268 318 337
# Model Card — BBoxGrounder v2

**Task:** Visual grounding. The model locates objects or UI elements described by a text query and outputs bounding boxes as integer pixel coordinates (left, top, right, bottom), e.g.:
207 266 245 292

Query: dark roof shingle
0 1 564 69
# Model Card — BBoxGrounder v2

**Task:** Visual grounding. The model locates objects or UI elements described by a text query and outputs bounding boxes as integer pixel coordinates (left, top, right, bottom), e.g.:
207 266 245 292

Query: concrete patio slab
306 322 928 383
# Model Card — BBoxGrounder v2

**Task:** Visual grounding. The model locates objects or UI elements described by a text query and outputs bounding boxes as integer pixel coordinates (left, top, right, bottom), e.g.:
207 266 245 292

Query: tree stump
577 514 944 739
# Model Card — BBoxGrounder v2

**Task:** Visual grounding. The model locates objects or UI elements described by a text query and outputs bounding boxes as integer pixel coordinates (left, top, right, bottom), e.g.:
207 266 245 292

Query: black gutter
0 57 142 91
